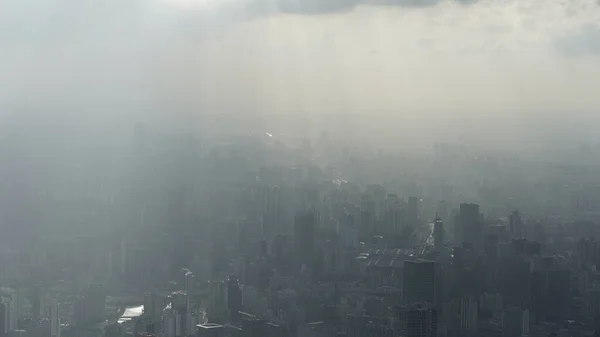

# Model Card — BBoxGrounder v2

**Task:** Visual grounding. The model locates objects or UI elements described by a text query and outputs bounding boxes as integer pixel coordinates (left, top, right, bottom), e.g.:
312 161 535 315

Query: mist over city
1 0 600 337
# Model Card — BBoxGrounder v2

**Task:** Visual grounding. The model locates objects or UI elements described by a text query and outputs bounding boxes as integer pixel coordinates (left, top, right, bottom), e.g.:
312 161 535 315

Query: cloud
0 0 599 147
556 25 600 56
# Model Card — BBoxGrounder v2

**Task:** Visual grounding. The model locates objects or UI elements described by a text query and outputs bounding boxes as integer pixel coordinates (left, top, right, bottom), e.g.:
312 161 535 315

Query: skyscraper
458 203 483 248
460 296 478 335
403 259 435 305
50 302 60 337
384 194 403 235
407 197 419 228
143 293 164 327
227 276 242 322
207 281 227 323
509 211 523 239
163 310 176 337
84 283 106 324
32 284 45 322
0 301 8 336
433 215 444 250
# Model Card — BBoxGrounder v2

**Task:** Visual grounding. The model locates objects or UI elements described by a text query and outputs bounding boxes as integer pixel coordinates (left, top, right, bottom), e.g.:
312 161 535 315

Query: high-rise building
502 307 529 337
535 269 571 321
74 297 85 326
460 296 478 336
0 288 19 331
143 293 164 326
186 312 201 336
184 271 194 312
164 310 176 337
403 259 435 305
396 304 438 337
338 212 359 249
14 288 24 328
0 301 8 336
83 283 106 324
262 186 283 239
32 284 45 322
207 281 227 323
433 215 444 250
458 204 483 248
175 311 183 337
384 194 403 235
227 276 242 322
294 211 317 268
184 271 194 294
50 302 60 337
437 201 449 224
407 197 419 228
509 211 523 239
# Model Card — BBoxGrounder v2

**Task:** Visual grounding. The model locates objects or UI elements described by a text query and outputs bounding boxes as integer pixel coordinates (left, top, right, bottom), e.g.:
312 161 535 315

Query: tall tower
403 259 435 305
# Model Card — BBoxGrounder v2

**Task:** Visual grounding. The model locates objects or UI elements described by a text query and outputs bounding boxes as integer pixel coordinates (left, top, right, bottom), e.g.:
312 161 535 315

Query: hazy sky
1 0 600 144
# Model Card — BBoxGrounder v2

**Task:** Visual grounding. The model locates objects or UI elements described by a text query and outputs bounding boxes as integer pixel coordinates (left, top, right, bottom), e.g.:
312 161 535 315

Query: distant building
458 204 483 248
32 285 45 322
0 287 20 332
164 310 177 337
83 283 106 324
433 216 444 250
227 276 242 322
338 212 359 250
508 211 523 239
384 194 403 235
406 197 419 228
403 260 435 305
460 296 478 335
502 307 529 337
186 312 201 336
294 211 317 269
0 301 8 336
50 302 60 337
395 304 437 337
207 281 227 323
143 293 164 327
184 271 194 294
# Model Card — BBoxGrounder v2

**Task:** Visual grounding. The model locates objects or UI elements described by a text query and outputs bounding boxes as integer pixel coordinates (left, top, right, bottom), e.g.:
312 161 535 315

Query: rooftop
197 323 224 330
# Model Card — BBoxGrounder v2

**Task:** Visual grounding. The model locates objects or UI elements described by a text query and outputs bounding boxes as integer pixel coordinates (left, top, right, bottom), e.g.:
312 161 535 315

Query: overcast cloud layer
1 0 600 145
